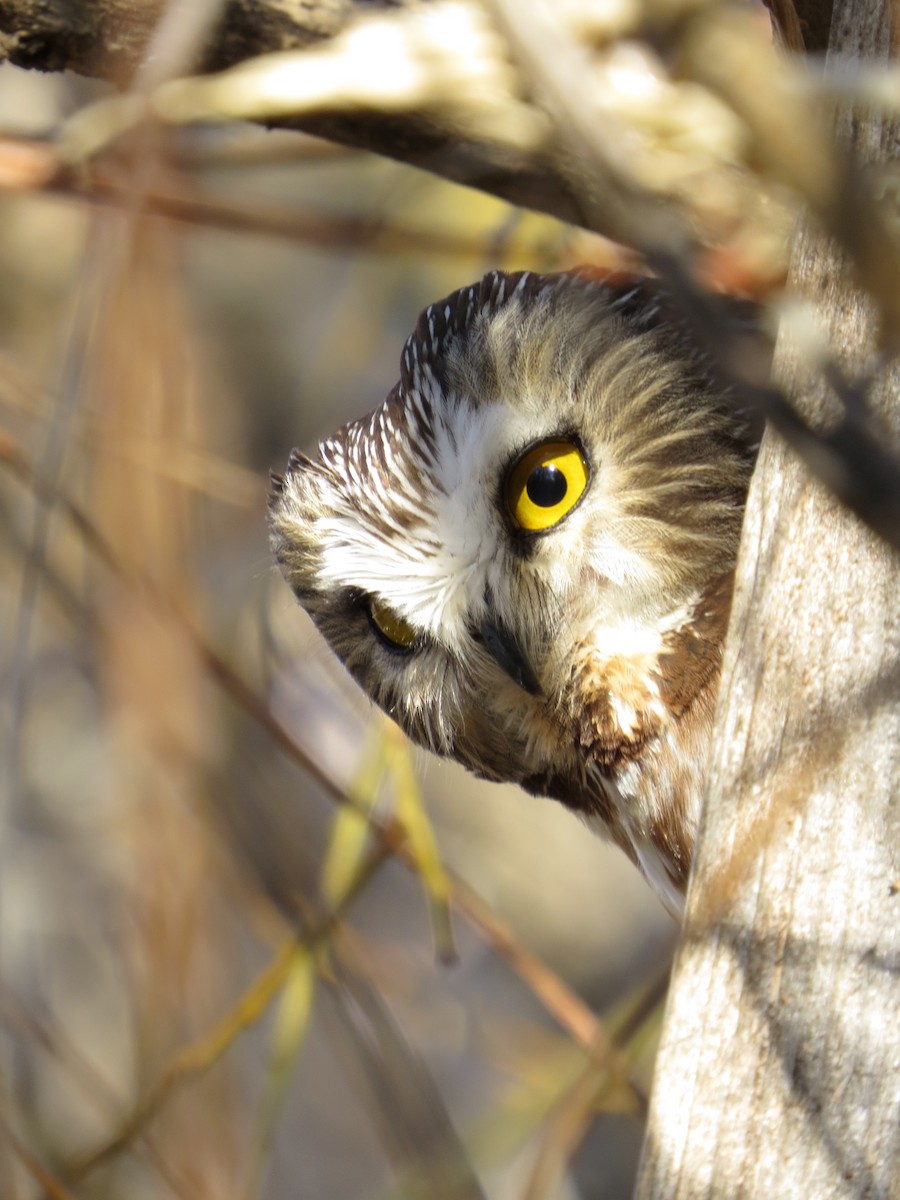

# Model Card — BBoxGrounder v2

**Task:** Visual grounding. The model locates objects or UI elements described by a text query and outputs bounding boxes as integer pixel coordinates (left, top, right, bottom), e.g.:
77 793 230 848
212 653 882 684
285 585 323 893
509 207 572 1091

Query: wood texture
636 0 900 1195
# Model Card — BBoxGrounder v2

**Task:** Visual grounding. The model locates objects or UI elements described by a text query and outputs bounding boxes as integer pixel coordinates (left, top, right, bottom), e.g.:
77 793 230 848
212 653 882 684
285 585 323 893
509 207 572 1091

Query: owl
269 271 757 917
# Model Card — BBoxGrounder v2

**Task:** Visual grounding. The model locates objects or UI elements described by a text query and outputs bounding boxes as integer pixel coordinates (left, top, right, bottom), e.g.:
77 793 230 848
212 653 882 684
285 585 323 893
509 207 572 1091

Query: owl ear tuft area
401 270 553 390
604 277 769 363
268 471 284 507
270 448 317 508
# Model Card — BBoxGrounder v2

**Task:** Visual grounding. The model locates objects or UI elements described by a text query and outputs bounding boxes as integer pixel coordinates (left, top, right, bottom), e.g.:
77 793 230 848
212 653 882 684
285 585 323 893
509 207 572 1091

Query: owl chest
594 698 714 912
559 607 727 904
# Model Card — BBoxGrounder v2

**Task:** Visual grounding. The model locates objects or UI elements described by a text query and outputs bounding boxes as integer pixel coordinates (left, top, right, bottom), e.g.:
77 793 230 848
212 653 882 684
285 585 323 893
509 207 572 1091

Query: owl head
269 271 756 903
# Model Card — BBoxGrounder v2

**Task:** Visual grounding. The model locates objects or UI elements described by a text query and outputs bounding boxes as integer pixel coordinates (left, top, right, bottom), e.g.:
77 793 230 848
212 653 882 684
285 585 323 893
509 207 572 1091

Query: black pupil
526 464 567 508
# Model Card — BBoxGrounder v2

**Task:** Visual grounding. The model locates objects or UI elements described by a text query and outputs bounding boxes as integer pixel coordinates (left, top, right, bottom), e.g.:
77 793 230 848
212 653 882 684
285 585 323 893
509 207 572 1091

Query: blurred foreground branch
0 0 876 233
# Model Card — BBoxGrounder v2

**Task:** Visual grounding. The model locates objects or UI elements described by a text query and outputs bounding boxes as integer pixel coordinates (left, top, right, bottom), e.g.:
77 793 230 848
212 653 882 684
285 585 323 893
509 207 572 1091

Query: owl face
270 271 756 909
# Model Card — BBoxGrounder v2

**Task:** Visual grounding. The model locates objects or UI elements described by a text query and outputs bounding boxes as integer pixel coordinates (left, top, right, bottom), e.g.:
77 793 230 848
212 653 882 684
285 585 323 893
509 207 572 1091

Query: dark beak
479 618 542 697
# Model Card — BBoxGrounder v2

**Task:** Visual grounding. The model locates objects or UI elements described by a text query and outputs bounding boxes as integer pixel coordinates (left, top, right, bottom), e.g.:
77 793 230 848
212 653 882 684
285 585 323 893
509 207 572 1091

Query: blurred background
0 62 674 1200
0 12 791 1195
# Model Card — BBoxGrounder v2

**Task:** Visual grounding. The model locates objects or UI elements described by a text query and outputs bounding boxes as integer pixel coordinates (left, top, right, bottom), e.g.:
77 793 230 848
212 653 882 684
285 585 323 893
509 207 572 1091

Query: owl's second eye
506 439 590 532
368 597 419 653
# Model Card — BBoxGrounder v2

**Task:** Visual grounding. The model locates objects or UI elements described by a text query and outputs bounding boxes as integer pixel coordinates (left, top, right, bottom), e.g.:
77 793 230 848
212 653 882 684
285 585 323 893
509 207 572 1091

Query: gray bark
636 1 900 1196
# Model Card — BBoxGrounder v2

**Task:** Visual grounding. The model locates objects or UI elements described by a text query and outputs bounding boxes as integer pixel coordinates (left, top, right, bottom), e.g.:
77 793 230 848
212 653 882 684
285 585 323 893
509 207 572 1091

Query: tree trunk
636 2 900 1197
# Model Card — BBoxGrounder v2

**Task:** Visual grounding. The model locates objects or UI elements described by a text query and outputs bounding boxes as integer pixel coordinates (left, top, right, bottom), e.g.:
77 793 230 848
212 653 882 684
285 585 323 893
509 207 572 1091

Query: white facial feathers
310 396 568 645
277 269 748 658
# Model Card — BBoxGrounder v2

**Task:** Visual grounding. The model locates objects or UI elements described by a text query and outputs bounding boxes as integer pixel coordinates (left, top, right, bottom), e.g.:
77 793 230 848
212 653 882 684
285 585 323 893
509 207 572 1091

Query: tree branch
0 0 588 223
0 0 860 231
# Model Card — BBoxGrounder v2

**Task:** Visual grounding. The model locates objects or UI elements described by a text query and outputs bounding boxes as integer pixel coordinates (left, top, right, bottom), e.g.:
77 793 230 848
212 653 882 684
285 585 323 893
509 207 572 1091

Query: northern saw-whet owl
269 271 757 917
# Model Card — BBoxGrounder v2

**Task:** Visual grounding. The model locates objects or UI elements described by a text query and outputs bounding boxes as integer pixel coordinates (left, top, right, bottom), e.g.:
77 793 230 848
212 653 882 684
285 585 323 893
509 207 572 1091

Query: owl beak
479 619 542 697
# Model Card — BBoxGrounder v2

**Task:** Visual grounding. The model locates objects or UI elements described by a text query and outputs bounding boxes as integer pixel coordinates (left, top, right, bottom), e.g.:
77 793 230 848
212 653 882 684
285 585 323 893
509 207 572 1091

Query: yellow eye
506 439 589 532
368 597 419 651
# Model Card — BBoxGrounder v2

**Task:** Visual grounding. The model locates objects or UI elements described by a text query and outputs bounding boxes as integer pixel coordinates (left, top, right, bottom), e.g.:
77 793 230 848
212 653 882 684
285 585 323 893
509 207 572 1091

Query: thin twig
67 839 392 1182
0 137 565 262
0 432 632 1093
0 1119 81 1200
